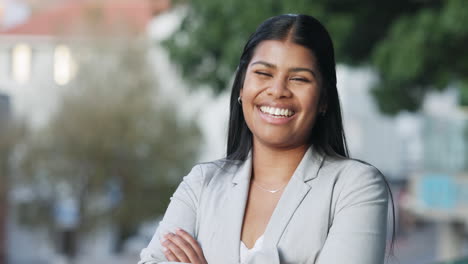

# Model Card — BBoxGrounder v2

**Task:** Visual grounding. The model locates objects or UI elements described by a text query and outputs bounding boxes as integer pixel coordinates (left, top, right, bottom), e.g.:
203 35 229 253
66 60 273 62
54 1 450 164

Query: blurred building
403 90 468 262
0 0 169 128
337 66 423 180
0 1 172 263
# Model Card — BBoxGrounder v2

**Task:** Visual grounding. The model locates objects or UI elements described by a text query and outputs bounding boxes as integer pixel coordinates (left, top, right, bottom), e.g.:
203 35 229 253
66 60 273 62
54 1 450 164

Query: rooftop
0 0 171 36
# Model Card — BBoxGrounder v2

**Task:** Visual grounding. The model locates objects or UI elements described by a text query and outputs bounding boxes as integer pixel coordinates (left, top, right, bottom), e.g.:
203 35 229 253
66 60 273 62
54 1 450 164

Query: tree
0 95 12 264
371 0 468 114
0 95 25 264
164 0 468 115
17 35 201 258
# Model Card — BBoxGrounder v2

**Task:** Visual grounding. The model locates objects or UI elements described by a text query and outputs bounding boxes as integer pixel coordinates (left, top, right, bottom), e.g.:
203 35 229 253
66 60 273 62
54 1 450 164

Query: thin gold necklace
252 181 287 193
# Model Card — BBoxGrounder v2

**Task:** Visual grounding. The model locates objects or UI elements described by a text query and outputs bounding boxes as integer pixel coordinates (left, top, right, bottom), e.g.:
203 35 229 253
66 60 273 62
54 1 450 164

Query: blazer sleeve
138 165 204 264
315 164 389 264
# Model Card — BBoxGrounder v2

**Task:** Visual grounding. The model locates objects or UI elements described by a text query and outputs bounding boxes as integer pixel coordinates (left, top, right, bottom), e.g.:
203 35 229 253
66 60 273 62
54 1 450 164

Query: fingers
175 228 206 262
161 233 190 263
162 246 180 262
161 232 197 263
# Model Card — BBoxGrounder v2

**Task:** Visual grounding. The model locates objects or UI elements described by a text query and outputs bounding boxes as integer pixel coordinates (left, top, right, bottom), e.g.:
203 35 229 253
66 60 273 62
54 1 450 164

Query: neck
251 141 308 185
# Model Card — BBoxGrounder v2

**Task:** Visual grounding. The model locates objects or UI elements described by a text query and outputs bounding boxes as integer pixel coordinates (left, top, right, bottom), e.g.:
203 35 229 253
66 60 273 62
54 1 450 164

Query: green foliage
0 118 25 196
165 0 468 114
0 117 27 262
17 37 201 241
372 0 468 114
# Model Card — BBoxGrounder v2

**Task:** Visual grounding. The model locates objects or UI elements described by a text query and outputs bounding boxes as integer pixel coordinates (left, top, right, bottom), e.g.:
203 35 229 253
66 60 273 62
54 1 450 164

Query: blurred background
0 0 467 263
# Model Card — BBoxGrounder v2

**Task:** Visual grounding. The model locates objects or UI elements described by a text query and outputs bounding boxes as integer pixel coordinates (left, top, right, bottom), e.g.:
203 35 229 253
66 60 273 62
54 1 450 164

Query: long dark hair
226 14 348 161
225 14 396 260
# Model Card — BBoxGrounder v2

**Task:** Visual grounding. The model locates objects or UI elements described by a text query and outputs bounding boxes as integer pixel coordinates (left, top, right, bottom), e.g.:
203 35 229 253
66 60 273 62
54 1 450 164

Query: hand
160 228 207 264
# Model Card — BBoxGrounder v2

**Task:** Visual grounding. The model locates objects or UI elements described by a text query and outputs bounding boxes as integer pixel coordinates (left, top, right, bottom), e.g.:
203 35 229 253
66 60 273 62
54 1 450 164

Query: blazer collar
231 151 252 184
213 145 326 263
231 145 325 184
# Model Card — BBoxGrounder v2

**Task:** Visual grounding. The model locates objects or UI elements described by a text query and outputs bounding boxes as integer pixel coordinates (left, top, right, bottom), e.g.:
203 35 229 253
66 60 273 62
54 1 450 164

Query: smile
259 106 295 118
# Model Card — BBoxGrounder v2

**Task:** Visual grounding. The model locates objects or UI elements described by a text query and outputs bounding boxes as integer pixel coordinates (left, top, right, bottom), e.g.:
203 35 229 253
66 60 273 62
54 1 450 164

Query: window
54 45 76 86
12 43 32 84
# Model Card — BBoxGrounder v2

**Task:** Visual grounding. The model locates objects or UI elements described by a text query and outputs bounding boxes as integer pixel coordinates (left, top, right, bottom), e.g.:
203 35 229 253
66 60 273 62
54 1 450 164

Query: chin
255 134 299 149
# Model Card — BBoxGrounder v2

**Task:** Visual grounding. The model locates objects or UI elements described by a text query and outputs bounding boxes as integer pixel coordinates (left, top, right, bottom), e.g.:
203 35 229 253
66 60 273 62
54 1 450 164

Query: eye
254 71 272 77
290 77 310 83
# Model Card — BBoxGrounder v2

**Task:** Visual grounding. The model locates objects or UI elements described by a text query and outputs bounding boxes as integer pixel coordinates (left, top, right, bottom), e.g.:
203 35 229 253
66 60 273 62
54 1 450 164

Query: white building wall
0 35 65 129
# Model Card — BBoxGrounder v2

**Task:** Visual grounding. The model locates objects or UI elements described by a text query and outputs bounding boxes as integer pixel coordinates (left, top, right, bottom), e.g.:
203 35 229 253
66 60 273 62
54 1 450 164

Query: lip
256 105 296 125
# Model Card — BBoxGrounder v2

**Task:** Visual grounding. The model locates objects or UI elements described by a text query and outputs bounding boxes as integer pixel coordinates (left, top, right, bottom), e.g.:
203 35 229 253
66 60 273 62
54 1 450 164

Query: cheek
307 96 320 112
242 75 259 96
299 86 321 110
241 77 263 108
298 91 321 126
240 81 260 131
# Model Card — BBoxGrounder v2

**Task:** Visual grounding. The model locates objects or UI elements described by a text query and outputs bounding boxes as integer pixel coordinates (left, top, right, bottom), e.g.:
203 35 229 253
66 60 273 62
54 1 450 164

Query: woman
139 14 393 264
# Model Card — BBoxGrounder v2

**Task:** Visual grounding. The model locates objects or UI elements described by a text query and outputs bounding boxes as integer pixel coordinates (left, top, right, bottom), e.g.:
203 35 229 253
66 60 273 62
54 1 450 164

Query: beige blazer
138 146 389 264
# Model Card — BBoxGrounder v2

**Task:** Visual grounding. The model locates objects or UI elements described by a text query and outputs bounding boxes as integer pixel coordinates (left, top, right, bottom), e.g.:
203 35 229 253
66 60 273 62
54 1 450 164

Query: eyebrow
250 60 317 77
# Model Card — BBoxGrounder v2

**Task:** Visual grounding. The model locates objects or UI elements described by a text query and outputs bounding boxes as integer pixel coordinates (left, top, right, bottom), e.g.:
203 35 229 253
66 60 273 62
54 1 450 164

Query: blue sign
420 174 457 209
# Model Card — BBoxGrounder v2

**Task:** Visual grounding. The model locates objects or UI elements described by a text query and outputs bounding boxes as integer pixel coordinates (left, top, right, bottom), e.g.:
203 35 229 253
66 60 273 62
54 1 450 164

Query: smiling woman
240 40 323 150
139 14 394 264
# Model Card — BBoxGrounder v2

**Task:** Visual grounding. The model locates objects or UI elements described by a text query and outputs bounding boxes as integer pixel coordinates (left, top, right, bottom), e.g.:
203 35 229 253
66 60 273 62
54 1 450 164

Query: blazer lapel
213 152 252 263
263 146 325 248
211 147 325 263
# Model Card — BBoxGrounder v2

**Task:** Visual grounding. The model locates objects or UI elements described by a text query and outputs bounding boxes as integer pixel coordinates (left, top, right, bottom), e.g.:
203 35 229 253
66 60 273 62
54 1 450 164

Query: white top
239 234 264 264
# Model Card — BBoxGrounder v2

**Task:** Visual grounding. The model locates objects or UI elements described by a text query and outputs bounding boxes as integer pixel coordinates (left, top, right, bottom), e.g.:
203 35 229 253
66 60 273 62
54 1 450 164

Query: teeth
259 106 294 117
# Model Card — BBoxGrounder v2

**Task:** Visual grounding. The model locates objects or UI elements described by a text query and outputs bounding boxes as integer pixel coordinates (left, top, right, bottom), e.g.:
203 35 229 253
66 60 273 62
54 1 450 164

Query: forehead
250 40 317 68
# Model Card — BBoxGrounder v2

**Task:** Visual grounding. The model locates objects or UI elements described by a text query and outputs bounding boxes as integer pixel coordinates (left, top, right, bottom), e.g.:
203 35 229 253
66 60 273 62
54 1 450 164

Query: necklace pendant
253 181 285 194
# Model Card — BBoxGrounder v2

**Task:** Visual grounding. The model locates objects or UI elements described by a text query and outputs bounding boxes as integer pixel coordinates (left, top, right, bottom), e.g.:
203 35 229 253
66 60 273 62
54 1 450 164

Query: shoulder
322 155 384 182
320 156 388 199
182 158 241 187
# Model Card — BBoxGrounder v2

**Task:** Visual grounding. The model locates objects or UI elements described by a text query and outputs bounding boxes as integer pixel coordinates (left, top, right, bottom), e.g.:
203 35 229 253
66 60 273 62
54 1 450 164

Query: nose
267 76 292 98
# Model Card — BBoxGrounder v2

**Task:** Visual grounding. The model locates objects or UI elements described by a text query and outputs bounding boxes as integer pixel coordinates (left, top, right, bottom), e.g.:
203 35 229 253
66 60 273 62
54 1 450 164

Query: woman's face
240 39 323 150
